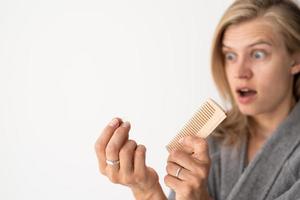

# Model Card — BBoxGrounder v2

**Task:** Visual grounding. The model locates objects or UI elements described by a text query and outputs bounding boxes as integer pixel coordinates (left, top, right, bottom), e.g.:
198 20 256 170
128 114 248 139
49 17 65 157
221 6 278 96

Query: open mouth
237 88 257 97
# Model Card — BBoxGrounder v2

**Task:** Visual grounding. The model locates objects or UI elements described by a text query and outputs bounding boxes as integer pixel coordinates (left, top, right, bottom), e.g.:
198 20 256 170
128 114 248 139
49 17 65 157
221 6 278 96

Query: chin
237 104 261 116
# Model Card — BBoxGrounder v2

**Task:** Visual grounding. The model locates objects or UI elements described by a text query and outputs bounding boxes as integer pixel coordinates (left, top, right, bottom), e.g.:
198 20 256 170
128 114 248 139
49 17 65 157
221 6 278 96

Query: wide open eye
252 50 266 60
224 52 237 61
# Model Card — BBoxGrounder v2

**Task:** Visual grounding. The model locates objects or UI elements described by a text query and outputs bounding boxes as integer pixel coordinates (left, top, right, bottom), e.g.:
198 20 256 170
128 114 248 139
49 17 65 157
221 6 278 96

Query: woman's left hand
164 136 212 200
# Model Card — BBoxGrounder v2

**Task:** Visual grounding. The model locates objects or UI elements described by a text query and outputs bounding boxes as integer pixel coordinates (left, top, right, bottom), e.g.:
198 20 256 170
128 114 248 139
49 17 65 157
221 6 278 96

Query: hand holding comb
166 98 227 152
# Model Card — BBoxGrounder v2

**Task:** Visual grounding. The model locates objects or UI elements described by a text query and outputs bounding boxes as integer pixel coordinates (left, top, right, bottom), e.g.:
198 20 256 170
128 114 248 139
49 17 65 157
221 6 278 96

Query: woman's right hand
94 118 167 200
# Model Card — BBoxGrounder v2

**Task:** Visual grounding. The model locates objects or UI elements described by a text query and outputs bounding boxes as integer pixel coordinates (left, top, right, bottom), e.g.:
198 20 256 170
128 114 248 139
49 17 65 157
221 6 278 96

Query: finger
179 136 210 162
105 121 130 161
95 117 122 173
168 150 208 173
165 173 206 198
119 140 137 175
105 121 131 182
164 174 182 192
166 161 194 181
134 144 147 176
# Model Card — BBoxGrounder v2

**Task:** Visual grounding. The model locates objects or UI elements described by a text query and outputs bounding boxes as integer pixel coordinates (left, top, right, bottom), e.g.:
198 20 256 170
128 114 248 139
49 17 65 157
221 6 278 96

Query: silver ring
175 167 182 178
106 159 120 166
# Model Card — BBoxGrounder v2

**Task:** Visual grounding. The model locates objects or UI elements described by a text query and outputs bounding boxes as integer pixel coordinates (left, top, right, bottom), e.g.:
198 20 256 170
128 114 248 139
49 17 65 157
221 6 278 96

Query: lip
237 93 257 104
235 86 257 104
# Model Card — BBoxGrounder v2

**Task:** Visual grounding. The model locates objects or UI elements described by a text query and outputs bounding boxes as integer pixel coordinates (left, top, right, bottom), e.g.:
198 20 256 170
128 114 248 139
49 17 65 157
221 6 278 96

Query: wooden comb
166 98 227 152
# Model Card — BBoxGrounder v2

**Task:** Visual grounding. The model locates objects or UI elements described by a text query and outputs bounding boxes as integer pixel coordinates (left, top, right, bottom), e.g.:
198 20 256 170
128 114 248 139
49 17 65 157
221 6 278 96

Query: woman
95 0 300 199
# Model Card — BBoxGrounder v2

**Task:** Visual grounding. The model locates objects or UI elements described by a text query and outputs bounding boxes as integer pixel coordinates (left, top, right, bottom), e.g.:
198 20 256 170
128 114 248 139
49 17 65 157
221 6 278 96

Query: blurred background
0 0 232 199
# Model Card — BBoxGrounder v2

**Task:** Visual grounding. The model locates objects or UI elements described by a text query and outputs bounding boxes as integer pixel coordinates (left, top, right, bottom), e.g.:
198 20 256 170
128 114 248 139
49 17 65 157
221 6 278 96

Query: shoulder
283 105 300 179
285 140 300 179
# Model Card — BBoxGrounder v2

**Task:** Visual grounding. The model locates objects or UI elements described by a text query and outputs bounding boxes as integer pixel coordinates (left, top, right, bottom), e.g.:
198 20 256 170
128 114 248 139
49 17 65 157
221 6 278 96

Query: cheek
257 67 292 95
225 67 236 91
225 69 237 98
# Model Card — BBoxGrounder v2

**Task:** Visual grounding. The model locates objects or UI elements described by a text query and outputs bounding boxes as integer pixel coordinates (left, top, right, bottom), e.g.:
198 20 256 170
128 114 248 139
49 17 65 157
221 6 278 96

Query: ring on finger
175 166 183 179
106 159 120 166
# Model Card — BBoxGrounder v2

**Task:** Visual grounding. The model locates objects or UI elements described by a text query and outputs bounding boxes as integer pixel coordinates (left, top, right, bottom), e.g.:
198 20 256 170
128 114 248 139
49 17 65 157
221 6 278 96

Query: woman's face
222 19 299 118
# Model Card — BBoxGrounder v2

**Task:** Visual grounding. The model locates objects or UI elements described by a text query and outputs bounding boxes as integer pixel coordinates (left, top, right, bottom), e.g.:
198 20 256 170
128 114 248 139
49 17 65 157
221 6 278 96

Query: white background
0 0 232 199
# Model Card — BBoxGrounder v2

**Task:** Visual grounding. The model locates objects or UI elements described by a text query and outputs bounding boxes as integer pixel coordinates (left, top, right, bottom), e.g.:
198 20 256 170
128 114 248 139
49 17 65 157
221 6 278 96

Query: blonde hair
211 0 300 145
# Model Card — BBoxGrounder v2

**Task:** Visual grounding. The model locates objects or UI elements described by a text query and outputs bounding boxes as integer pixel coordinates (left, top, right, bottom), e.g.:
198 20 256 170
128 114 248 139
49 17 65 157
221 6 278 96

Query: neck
250 97 296 139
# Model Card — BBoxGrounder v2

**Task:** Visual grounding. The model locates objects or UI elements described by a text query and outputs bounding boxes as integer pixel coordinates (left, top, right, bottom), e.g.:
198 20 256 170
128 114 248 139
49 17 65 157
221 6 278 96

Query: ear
290 52 300 75
290 63 300 75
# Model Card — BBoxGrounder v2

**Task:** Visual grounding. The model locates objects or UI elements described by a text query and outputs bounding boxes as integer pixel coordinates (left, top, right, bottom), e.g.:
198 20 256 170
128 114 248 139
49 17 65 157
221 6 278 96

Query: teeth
239 88 251 92
237 88 257 97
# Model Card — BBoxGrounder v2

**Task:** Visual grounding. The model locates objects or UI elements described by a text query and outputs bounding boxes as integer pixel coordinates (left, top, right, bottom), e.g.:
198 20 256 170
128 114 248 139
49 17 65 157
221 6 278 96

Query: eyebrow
222 40 273 49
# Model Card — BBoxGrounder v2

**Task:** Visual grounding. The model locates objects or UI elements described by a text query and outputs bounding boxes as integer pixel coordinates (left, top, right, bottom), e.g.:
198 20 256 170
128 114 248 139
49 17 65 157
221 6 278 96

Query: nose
234 58 253 79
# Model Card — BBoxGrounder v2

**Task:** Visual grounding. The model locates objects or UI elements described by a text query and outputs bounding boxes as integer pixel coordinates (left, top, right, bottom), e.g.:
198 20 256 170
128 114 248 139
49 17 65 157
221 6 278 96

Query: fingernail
109 118 119 127
139 145 146 152
142 145 146 152
121 121 130 128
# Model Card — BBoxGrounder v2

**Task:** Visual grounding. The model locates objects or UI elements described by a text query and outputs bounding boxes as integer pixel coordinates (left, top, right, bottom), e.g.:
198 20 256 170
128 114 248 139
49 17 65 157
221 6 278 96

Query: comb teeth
166 98 226 152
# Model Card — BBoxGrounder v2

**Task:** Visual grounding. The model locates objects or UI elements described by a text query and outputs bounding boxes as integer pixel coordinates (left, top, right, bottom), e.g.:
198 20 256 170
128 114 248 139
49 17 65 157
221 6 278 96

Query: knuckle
121 175 134 185
189 176 202 188
108 173 119 184
95 137 107 153
195 156 210 165
169 150 176 157
133 170 146 183
135 174 146 183
114 126 129 139
170 150 181 160
165 163 172 173
106 143 119 155
168 150 181 162
184 136 196 145
167 153 172 161
101 125 116 136
197 168 209 179
119 148 130 157
94 142 101 152
117 123 131 132
100 168 107 176
164 175 171 186
120 141 136 155
180 185 193 196
196 138 207 148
